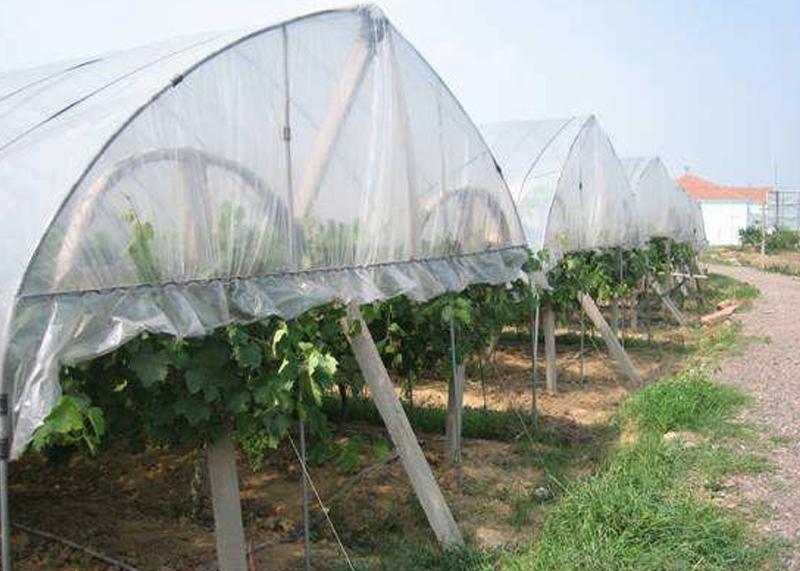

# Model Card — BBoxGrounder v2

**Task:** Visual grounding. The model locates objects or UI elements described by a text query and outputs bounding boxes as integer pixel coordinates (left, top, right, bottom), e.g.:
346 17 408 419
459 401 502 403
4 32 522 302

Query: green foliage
36 304 354 458
340 543 496 571
620 367 749 436
703 273 760 305
31 394 106 454
739 225 800 253
31 205 371 459
364 273 536 401
541 238 693 319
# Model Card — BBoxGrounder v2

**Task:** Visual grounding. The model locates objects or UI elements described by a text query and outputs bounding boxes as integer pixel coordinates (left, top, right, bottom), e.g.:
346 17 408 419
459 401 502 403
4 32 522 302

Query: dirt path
708 263 800 568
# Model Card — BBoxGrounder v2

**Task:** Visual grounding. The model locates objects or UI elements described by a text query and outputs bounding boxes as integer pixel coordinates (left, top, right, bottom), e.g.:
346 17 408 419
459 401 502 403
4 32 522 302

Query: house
677 173 770 246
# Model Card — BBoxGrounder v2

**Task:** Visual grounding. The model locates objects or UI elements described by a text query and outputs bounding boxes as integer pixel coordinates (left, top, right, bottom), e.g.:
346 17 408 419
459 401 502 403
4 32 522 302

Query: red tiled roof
677 174 770 203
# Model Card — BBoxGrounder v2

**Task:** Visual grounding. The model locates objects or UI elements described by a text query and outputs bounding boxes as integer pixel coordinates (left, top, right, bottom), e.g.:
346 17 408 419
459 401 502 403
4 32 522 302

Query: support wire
288 435 356 571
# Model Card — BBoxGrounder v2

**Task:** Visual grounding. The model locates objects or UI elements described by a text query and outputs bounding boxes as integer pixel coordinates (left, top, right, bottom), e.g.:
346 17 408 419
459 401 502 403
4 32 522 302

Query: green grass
620 366 749 436
337 542 498 571
504 438 782 571
502 367 784 571
325 394 550 444
702 273 760 310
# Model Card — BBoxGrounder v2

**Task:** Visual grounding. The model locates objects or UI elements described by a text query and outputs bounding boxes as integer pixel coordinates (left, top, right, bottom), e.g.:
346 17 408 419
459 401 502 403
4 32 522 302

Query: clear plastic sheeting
622 157 707 248
0 5 527 458
481 116 640 263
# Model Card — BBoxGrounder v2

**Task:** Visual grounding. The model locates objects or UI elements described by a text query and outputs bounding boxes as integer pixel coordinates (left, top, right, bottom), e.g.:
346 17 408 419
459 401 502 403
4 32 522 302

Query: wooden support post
446 363 465 466
651 280 686 327
207 429 248 571
610 300 621 337
529 303 540 424
342 304 463 547
579 293 642 385
446 316 463 468
665 241 674 289
543 304 557 394
579 308 586 389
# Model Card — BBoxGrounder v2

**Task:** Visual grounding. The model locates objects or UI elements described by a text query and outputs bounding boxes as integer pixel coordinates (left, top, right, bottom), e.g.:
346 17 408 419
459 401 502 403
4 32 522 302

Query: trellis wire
288 435 356 571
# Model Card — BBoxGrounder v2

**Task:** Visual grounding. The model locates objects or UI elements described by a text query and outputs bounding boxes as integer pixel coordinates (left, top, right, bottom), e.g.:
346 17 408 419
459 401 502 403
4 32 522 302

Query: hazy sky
2 0 798 187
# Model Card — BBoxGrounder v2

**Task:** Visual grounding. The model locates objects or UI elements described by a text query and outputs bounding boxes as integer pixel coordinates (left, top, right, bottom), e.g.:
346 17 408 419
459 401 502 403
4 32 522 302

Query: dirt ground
708 263 800 570
8 316 695 571
708 247 800 276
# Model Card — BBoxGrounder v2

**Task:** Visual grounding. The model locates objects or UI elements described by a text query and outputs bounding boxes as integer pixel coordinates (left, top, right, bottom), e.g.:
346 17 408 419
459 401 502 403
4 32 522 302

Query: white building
677 174 769 246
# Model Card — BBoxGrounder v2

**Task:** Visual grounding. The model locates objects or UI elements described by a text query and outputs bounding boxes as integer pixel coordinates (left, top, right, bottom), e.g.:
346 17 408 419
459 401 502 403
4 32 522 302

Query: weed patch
338 542 497 571
502 365 784 571
506 439 783 571
620 367 749 436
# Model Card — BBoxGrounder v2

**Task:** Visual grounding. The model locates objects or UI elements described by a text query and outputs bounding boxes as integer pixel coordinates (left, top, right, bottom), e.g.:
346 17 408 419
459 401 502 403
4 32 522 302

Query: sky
1 0 798 188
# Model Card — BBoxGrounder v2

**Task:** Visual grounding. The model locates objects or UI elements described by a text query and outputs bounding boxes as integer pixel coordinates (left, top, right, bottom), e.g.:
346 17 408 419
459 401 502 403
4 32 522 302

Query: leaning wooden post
207 429 248 571
650 280 686 327
578 293 642 385
342 303 463 546
543 304 557 393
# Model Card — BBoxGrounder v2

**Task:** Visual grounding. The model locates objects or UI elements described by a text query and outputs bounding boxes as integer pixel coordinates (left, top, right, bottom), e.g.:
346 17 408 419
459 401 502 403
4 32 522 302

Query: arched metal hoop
419 187 514 251
39 147 303 293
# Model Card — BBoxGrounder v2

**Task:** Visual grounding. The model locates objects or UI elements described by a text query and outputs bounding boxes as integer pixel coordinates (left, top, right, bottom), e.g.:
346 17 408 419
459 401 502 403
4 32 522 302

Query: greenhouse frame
481 115 640 264
0 5 529 569
622 156 706 248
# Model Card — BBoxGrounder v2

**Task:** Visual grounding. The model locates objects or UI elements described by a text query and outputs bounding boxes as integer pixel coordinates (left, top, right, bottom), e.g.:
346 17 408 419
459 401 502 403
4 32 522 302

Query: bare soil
709 247 800 276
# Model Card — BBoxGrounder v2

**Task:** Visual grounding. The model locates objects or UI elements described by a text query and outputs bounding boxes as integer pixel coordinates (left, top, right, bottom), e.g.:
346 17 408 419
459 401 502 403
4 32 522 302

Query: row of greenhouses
0 5 706 571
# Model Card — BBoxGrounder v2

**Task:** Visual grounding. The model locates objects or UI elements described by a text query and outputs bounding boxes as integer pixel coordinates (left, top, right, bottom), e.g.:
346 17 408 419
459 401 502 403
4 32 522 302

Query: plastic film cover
0 6 527 457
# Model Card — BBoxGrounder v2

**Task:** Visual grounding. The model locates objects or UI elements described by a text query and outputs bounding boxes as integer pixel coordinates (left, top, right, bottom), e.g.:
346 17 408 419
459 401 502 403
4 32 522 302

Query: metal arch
43 146 303 292
12 6 385 304
418 186 514 249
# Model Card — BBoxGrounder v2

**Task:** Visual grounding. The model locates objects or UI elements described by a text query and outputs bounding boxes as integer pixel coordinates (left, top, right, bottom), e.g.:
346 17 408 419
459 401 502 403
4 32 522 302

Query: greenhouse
0 5 527 568
622 156 706 248
481 116 640 263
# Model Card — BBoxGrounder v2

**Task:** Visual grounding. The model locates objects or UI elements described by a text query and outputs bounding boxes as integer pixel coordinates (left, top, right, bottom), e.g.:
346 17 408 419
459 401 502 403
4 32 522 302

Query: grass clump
503 367 784 571
703 273 759 309
339 542 496 571
620 366 749 436
505 438 783 571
